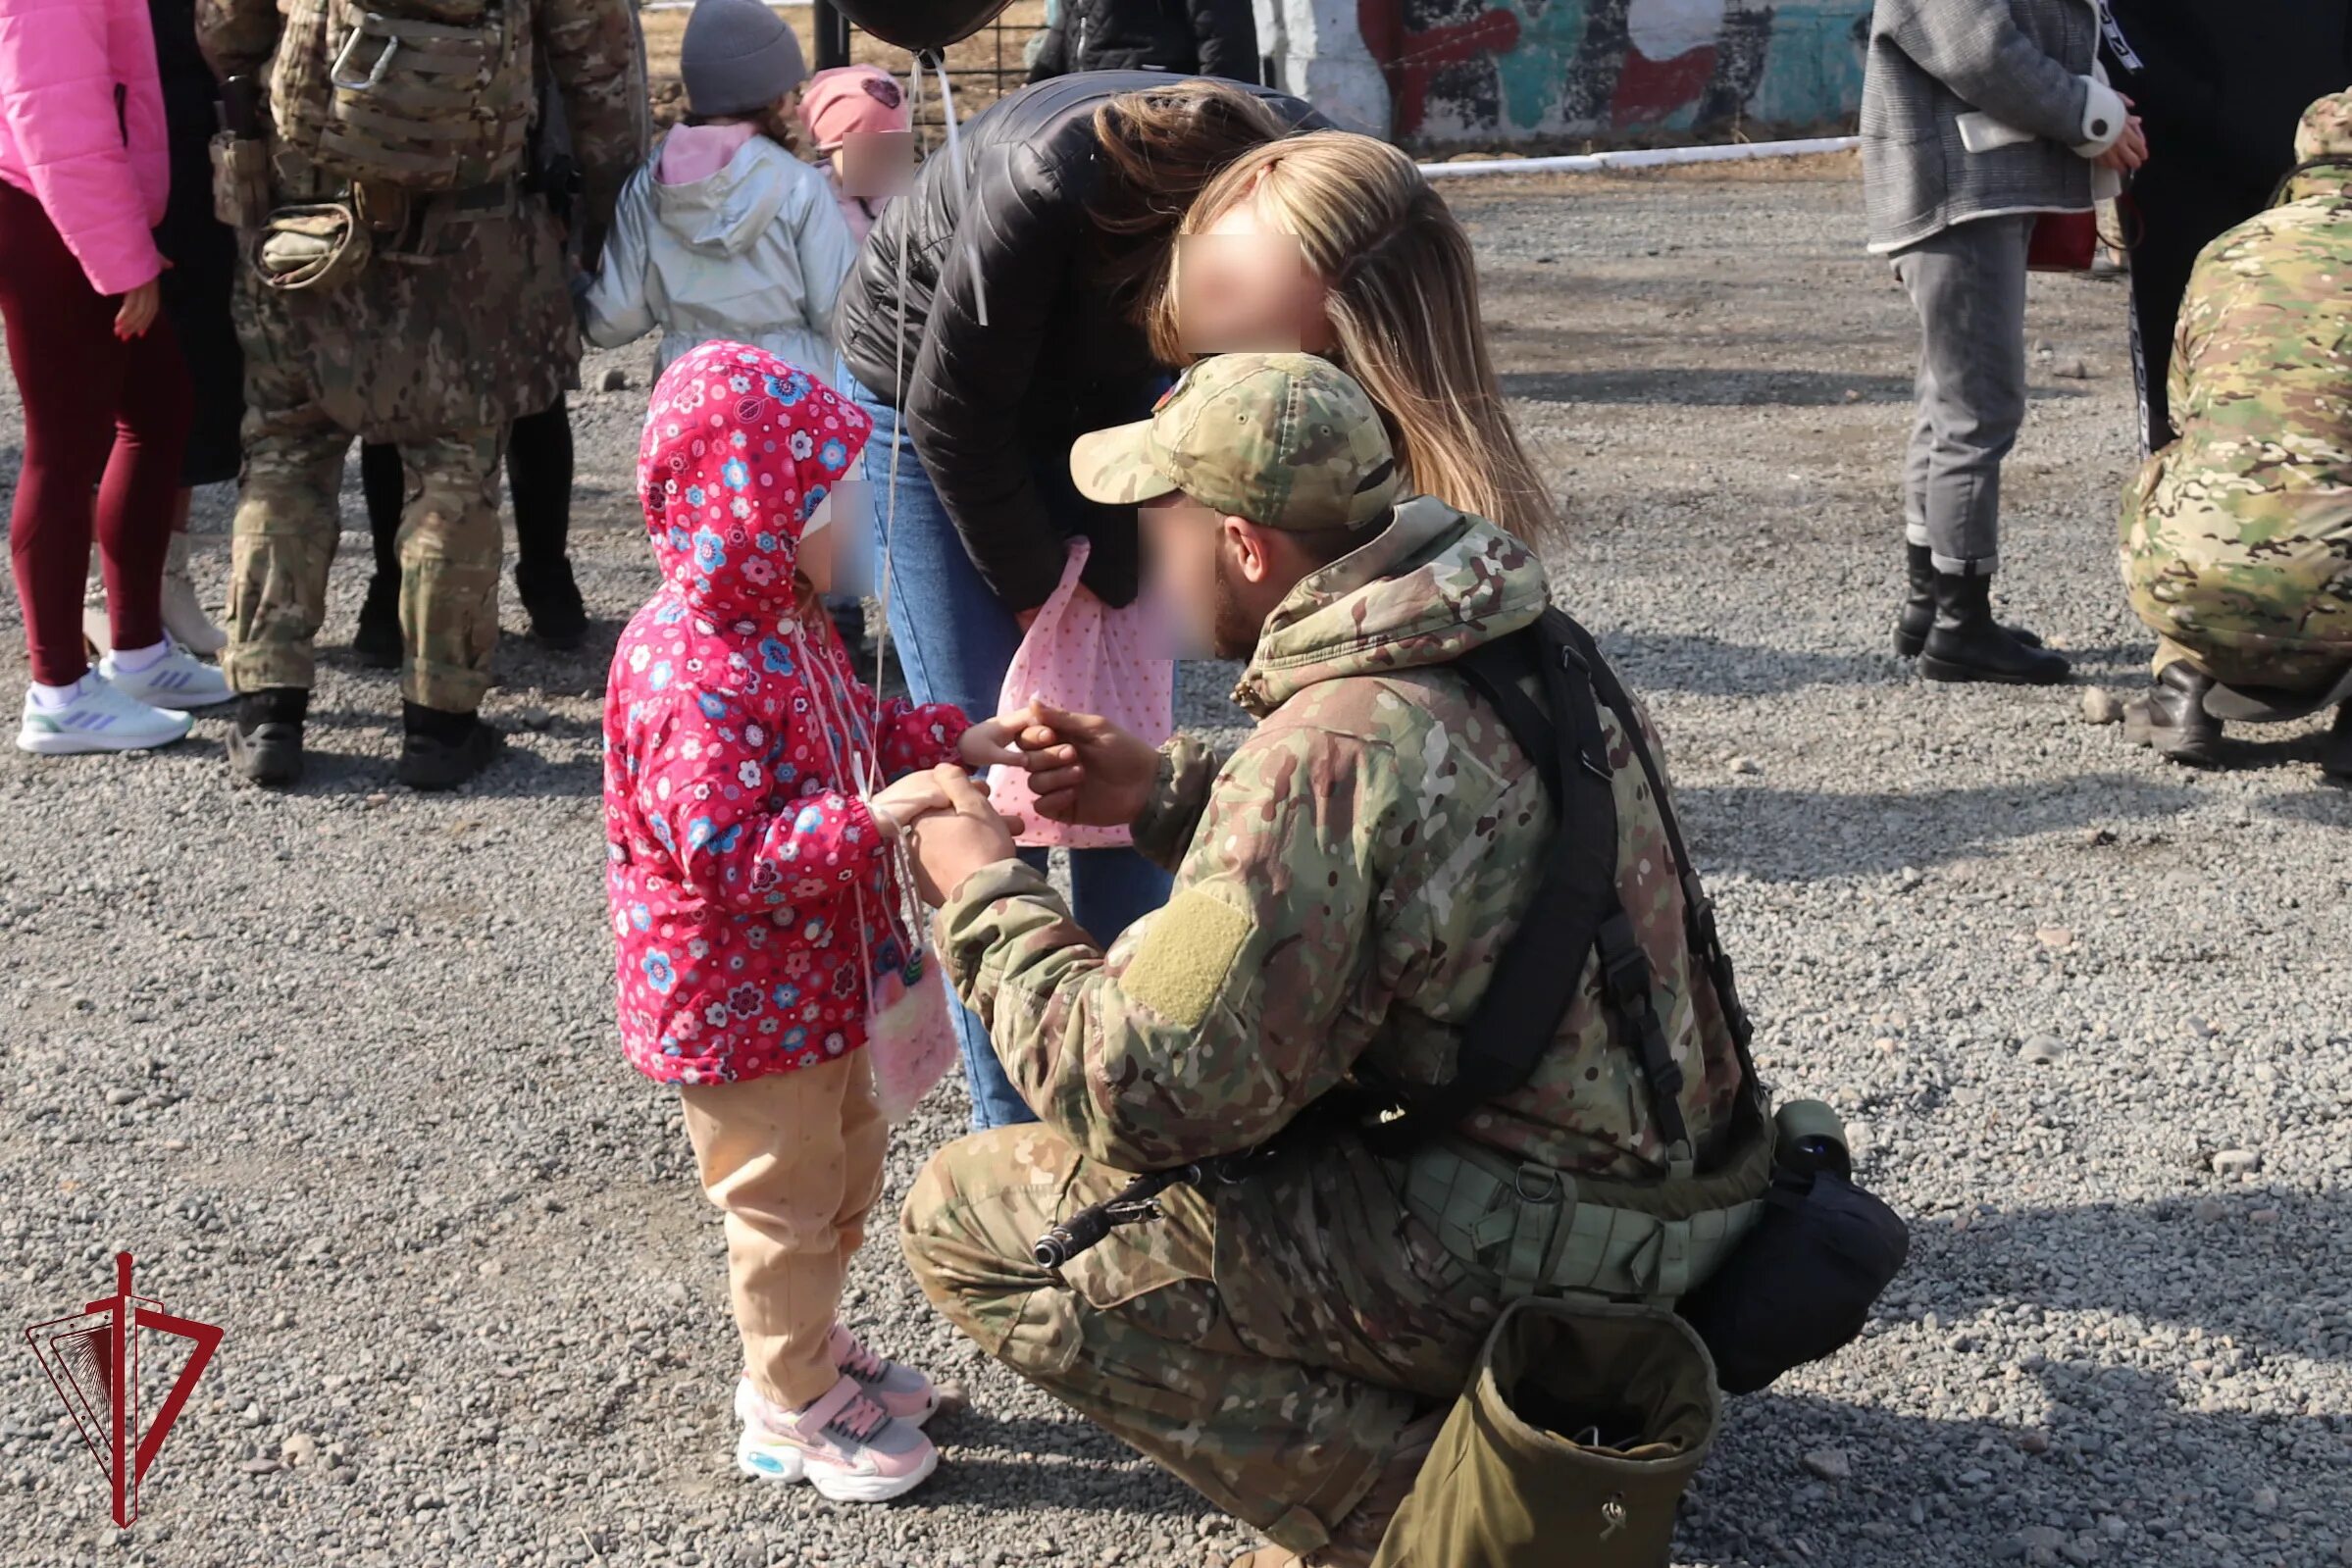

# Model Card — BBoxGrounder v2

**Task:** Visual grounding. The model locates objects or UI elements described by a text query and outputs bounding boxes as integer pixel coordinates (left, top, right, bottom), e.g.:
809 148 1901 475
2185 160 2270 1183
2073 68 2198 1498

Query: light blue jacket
581 131 857 379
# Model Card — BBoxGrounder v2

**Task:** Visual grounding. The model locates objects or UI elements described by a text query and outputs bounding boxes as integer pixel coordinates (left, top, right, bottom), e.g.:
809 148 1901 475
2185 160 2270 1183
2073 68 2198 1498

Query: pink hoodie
0 0 170 296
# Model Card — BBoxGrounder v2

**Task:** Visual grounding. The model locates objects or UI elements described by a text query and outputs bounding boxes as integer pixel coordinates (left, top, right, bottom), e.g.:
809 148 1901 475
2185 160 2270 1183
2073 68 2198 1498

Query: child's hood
649 127 802 257
638 342 871 618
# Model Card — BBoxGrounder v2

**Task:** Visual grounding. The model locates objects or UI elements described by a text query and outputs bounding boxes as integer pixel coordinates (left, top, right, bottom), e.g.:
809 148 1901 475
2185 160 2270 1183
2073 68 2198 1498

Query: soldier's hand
904 766 1022 905
1015 699 1157 828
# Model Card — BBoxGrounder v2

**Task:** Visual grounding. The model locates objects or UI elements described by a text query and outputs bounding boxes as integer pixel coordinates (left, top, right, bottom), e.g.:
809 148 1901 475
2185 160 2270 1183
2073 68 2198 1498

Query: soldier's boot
2320 704 2352 782
228 687 308 787
1917 566 2071 685
515 557 589 651
395 701 502 791
2122 665 2224 767
1893 543 2042 658
352 574 402 670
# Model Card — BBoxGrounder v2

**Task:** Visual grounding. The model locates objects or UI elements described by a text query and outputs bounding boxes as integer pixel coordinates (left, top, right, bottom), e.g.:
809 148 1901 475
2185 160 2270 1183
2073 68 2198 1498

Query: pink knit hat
801 66 910 153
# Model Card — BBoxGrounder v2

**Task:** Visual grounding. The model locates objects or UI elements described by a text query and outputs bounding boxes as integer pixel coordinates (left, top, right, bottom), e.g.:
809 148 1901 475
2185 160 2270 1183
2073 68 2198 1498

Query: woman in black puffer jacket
1026 0 1258 84
833 73 1314 1131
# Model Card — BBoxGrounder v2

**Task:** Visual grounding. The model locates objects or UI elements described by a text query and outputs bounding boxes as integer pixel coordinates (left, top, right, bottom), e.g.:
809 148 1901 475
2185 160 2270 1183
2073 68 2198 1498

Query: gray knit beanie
680 0 808 118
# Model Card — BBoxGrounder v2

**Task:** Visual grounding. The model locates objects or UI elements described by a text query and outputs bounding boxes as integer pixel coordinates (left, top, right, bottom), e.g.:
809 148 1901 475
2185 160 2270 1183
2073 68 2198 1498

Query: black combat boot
2321 703 2352 782
1917 566 2071 684
515 556 588 651
395 701 502 790
2122 664 2223 766
1893 543 2044 657
228 687 308 786
352 574 402 669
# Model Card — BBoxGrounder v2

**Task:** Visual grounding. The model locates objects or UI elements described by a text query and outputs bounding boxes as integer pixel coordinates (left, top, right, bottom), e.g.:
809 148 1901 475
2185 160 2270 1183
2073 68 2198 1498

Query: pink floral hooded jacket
603 342 968 1086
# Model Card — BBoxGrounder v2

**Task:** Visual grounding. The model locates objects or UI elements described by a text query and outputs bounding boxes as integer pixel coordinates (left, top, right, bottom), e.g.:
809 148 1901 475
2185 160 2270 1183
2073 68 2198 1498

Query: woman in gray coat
1862 0 2147 684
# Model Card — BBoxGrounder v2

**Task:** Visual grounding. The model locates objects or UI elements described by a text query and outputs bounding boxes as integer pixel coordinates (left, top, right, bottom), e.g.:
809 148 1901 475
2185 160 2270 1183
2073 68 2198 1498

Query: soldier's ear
1224 515 1275 583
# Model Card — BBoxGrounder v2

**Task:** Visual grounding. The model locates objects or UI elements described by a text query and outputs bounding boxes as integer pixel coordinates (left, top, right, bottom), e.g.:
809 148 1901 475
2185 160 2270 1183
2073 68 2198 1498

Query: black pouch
1675 1164 1909 1394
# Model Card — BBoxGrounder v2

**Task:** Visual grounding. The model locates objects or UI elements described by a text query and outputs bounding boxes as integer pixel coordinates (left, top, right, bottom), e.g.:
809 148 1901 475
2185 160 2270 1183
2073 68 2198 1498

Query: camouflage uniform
196 0 645 711
2121 91 2352 690
900 357 1747 1559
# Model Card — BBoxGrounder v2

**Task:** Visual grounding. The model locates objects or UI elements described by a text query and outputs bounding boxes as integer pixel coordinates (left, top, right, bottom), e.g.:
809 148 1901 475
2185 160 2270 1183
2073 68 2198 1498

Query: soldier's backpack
269 0 537 194
1359 608 1909 1567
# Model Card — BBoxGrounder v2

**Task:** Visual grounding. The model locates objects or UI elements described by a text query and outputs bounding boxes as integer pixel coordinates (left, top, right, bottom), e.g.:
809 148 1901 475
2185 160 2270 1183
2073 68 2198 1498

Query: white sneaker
733 1375 938 1502
101 637 231 710
160 533 228 657
17 674 193 755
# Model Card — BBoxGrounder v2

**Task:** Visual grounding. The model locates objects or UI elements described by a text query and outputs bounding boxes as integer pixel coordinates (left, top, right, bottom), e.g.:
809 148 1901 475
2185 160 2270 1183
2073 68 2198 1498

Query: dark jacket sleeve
1190 0 1258 83
901 139 1083 615
1026 5 1070 82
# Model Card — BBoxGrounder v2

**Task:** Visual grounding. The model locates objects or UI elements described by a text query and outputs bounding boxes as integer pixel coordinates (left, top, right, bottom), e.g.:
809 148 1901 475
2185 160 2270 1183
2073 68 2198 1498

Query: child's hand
956 714 1025 771
869 771 953 838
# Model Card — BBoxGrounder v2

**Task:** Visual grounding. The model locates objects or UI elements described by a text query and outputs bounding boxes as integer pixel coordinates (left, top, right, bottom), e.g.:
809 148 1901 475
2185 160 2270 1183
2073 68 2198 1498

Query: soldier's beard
1211 552 1261 662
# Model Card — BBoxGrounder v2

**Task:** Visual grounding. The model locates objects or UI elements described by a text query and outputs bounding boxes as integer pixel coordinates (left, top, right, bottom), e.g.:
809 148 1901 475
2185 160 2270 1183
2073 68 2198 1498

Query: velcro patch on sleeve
1119 888 1253 1030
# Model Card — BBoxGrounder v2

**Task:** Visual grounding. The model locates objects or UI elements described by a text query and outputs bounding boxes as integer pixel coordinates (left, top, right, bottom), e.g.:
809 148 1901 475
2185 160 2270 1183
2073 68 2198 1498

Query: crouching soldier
2120 91 2352 777
889 356 1894 1566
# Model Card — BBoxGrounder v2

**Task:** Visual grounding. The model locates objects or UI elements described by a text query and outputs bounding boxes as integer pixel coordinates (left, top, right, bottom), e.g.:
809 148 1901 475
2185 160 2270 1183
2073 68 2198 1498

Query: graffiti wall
1329 0 1869 142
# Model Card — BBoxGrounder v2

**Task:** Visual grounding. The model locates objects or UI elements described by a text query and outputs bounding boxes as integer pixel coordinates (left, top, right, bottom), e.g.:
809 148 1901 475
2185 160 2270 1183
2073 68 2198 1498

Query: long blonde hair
1087 79 1294 319
1151 132 1558 546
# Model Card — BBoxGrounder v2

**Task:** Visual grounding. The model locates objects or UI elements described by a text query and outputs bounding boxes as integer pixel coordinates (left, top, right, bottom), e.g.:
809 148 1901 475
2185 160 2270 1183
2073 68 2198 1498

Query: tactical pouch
1372 1297 1718 1568
209 133 273 229
273 0 534 195
253 203 373 293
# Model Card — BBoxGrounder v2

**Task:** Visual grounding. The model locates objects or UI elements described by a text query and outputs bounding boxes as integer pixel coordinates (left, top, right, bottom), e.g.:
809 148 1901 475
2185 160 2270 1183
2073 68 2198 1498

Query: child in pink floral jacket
602 341 1012 1501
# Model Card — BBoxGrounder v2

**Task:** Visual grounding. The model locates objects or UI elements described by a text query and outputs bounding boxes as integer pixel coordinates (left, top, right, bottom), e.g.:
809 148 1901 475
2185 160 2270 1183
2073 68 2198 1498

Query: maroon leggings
0 178 192 684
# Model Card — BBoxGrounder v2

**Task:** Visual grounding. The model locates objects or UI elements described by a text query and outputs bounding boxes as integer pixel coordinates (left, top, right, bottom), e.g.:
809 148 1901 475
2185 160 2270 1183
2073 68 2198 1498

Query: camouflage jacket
2121 162 2352 673
940 500 1747 1380
198 0 646 437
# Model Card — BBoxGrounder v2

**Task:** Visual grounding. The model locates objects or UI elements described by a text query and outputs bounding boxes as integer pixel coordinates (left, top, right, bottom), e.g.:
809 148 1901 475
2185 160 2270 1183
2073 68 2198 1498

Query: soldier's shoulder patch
1120 888 1253 1030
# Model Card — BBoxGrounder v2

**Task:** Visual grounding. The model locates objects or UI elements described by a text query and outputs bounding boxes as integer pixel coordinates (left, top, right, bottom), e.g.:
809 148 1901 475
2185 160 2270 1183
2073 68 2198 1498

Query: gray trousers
1893 214 2034 574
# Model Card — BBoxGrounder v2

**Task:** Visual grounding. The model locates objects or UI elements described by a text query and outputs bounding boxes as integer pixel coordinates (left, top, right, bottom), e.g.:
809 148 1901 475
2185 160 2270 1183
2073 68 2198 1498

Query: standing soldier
197 0 644 787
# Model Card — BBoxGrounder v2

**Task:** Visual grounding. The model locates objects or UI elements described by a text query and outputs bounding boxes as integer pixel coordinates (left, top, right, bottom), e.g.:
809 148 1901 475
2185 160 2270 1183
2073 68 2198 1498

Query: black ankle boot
352 574 401 670
515 556 588 650
395 701 501 790
2321 704 2352 782
1917 566 2071 684
2122 665 2223 766
1894 543 2045 657
228 687 307 786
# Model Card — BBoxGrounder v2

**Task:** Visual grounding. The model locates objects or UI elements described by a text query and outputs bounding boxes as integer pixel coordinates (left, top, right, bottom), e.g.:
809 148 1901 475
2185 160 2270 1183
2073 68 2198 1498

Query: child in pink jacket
0 0 228 757
602 341 1012 1500
800 64 910 246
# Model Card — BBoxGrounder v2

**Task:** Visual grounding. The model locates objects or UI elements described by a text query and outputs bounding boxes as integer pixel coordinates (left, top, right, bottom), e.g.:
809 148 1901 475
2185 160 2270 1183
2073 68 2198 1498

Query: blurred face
1173 193 1336 357
834 129 914 200
795 510 836 593
1139 493 1294 661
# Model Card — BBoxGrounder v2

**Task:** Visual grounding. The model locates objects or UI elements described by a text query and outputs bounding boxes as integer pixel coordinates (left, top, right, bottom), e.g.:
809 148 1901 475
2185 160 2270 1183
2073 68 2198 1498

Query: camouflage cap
2296 90 2352 162
1069 352 1402 531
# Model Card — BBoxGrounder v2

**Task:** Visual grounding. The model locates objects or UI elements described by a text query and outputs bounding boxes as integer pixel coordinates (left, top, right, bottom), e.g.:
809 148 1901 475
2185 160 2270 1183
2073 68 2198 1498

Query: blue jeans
846 374 1174 1130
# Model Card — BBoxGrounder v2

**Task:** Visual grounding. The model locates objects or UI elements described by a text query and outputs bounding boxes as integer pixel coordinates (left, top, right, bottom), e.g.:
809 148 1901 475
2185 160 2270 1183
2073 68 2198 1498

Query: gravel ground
3 161 2348 1568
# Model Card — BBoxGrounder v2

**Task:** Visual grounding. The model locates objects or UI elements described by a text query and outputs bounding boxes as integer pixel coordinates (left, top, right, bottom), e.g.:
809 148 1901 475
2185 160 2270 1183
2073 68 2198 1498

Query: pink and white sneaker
830 1324 942 1427
734 1375 937 1502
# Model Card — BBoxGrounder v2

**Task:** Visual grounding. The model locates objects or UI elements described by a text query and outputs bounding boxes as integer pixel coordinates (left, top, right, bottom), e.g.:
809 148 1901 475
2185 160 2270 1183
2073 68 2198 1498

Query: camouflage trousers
2148 632 2352 692
222 412 508 712
901 1126 1421 1558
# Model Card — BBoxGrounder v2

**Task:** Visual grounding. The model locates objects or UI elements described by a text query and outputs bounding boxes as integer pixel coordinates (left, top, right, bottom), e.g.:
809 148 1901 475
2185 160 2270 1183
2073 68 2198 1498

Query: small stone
1802 1447 1852 1483
2018 1430 2051 1454
478 1258 504 1277
598 366 629 392
2052 356 2091 379
281 1433 319 1467
2079 686 2124 725
160 1138 189 1151
239 1458 281 1475
2210 1148 2262 1177
511 704 552 731
1728 756 1762 777
2185 1016 2219 1039
2020 1037 2066 1065
2251 1487 2278 1515
2082 826 2117 846
2035 927 2075 949
104 1087 138 1106
2250 1207 2280 1223
2191 1199 2227 1223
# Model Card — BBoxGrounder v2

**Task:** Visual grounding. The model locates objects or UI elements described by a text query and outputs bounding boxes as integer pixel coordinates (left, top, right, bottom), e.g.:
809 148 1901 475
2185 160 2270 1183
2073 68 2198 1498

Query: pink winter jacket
602 343 970 1087
0 0 171 296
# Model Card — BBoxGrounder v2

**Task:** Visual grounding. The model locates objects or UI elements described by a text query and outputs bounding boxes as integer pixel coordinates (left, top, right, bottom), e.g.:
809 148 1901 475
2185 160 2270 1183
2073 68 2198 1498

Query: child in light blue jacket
581 0 855 378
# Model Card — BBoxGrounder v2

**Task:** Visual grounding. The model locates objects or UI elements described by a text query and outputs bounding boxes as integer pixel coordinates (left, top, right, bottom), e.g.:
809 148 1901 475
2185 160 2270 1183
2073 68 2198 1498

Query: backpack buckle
1598 911 1652 1010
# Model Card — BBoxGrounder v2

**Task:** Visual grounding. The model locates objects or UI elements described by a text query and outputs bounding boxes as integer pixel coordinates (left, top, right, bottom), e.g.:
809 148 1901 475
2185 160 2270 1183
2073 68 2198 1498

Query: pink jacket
602 343 970 1087
0 0 170 296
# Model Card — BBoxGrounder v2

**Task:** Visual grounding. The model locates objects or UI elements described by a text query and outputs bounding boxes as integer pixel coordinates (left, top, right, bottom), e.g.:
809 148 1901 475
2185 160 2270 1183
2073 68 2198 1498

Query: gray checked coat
1862 0 2129 253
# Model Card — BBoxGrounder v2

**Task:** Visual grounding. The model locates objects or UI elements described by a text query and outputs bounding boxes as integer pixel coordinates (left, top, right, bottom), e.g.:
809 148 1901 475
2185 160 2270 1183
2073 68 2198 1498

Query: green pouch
1372 1297 1719 1568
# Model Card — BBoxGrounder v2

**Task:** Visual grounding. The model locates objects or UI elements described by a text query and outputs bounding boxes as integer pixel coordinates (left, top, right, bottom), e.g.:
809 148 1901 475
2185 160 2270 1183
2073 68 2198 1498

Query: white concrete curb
1416 135 1859 178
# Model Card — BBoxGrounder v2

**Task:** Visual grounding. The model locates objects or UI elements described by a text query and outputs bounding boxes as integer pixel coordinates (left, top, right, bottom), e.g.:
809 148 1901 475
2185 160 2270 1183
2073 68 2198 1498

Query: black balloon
830 0 1013 52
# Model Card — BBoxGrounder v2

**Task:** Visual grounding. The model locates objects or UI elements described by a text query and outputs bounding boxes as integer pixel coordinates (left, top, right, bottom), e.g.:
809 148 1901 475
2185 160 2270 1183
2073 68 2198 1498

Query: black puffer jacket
835 73 1314 612
1028 0 1258 84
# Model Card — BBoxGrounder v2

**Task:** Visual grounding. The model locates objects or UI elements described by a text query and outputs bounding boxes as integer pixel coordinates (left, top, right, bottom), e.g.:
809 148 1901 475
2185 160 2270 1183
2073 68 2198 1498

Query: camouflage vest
270 0 536 193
